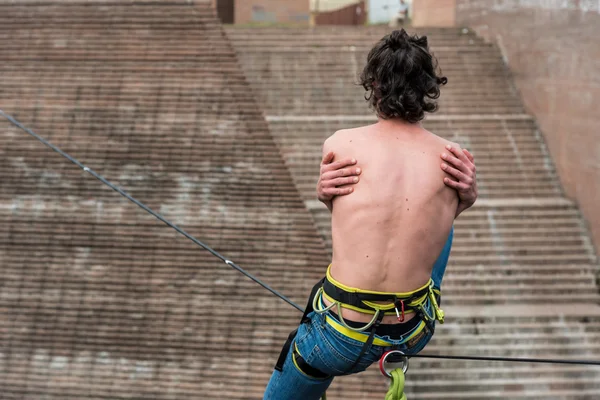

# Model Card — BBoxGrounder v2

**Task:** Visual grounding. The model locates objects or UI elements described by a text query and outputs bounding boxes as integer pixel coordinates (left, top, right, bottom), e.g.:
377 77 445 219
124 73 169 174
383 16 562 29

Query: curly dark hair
359 29 447 123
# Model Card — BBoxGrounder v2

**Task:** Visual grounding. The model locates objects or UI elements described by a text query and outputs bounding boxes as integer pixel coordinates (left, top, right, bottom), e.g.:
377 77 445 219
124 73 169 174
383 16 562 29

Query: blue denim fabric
431 226 453 289
263 229 454 400
263 310 435 400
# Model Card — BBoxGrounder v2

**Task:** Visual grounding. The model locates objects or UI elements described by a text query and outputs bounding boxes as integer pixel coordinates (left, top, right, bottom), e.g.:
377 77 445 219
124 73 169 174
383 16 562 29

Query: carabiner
394 299 405 323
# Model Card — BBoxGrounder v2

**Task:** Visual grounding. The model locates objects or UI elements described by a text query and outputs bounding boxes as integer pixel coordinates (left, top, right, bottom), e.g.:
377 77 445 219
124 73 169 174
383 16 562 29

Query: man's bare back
323 118 459 323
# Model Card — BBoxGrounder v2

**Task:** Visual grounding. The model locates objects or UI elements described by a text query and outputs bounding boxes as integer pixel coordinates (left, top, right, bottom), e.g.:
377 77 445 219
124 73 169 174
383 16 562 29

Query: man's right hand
316 151 361 206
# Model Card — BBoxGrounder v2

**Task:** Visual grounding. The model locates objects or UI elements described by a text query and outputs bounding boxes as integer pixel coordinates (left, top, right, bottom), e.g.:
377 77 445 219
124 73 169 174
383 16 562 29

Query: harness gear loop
314 286 383 333
429 289 444 323
312 287 337 313
335 302 381 333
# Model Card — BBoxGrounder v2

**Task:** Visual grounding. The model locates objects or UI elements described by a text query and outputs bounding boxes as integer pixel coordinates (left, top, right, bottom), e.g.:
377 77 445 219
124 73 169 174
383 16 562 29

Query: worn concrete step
444 264 598 274
238 63 510 73
442 274 596 286
446 254 596 264
225 26 483 37
431 335 600 347
442 293 599 305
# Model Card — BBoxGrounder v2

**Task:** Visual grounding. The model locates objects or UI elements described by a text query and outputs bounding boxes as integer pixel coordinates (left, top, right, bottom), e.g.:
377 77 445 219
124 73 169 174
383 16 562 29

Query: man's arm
440 145 478 217
316 142 361 212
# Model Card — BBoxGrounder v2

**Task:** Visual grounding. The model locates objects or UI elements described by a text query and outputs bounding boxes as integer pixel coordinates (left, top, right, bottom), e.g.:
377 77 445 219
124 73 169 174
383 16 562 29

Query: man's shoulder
326 125 371 145
422 129 461 151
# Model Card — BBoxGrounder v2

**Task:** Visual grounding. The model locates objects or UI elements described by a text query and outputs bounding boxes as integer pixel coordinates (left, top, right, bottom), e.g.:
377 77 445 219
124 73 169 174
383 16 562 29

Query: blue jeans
263 228 453 400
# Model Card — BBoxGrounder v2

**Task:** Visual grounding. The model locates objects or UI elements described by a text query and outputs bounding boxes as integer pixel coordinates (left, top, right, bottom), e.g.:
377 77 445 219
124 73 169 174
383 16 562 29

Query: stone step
443 273 596 285
430 334 600 346
238 60 509 71
447 254 596 264
224 26 482 37
444 264 598 274
1 32 486 45
441 293 599 304
229 46 500 54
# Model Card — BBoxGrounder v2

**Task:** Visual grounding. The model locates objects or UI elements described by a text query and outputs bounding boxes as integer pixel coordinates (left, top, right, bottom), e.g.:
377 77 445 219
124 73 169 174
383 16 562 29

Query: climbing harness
310 265 443 370
317 265 444 329
4 110 600 400
274 264 445 398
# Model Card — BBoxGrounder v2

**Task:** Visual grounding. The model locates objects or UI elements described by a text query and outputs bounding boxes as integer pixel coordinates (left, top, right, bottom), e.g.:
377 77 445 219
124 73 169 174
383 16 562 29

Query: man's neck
376 117 422 132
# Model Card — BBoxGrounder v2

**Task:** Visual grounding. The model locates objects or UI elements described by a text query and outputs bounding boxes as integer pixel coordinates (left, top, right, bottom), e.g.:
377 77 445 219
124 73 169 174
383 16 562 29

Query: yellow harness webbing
314 266 445 337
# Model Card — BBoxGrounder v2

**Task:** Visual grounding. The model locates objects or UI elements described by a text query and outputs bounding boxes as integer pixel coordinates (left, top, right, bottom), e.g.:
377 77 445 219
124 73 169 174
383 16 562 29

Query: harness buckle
394 299 405 323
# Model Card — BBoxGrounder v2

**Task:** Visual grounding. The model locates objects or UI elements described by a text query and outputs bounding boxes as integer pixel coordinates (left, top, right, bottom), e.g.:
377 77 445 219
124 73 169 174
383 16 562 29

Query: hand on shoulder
317 131 362 206
439 143 478 217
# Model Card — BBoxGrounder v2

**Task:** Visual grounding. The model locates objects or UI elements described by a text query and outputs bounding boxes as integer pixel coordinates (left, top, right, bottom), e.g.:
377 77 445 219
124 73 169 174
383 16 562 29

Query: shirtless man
264 29 477 400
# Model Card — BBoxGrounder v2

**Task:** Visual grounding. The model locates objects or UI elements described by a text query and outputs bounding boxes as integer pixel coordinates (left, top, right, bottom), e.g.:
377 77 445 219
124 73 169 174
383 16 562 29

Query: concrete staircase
1 2 334 399
226 26 600 399
225 26 524 116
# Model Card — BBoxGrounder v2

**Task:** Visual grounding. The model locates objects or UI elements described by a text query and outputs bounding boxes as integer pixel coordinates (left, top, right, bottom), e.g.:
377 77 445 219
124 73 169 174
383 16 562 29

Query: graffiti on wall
251 5 276 22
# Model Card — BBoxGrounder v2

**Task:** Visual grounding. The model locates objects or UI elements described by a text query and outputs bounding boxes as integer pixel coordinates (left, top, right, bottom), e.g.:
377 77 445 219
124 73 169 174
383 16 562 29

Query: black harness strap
346 311 385 372
274 328 298 372
274 278 325 372
323 278 430 314
292 346 331 379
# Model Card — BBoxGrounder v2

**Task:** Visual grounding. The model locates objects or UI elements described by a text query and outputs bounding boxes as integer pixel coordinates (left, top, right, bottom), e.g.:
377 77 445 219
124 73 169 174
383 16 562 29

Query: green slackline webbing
385 368 407 400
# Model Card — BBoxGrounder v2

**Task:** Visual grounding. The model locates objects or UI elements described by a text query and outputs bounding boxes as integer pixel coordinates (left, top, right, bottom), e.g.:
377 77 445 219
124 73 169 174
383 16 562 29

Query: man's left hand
440 145 478 217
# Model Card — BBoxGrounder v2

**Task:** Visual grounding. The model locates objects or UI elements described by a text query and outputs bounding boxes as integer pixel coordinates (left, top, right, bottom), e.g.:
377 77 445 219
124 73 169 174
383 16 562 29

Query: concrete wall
412 0 457 26
234 0 310 24
310 0 358 12
454 2 600 252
